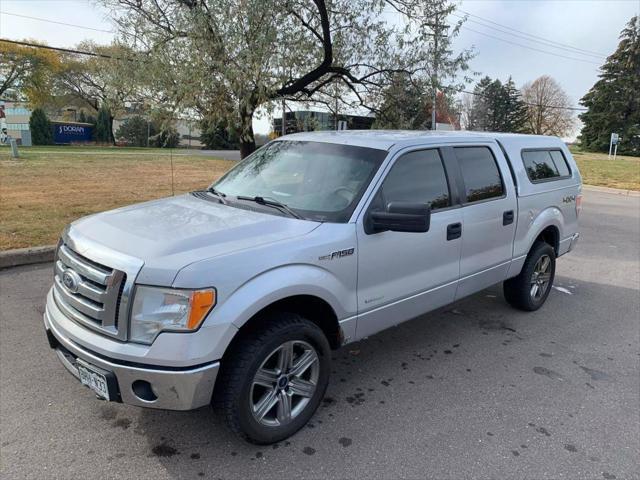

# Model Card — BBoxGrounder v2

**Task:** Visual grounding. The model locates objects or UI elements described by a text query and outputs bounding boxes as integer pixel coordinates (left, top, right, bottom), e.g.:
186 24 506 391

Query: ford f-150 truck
44 131 581 443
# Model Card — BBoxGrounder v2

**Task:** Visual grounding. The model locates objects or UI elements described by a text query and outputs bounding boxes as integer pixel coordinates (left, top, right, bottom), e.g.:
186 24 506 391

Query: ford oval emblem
62 269 81 293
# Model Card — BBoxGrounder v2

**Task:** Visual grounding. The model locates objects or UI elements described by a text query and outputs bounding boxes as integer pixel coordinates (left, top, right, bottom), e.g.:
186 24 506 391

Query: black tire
504 241 556 311
212 312 331 444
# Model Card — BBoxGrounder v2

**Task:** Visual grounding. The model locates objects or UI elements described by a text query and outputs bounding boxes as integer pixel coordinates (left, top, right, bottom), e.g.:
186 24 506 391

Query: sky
1 0 639 135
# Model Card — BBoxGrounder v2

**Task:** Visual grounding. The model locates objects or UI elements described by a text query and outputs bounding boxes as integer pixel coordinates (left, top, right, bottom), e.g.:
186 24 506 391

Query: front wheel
213 313 330 444
504 241 556 311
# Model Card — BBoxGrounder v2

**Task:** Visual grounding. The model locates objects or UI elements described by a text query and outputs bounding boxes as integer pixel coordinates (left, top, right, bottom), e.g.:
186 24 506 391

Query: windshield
212 140 388 222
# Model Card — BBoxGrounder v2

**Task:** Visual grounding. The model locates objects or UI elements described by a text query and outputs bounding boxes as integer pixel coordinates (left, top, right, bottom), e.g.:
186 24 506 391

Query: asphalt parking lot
1 190 638 480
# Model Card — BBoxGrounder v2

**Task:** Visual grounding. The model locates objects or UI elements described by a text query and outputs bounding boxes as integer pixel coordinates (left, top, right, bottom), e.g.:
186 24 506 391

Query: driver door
355 147 463 340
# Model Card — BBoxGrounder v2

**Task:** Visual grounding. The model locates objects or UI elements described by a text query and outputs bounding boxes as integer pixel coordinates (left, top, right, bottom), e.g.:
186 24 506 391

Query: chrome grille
53 243 126 339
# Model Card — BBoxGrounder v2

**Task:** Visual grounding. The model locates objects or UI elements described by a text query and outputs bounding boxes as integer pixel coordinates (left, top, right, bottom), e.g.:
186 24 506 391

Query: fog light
132 380 157 402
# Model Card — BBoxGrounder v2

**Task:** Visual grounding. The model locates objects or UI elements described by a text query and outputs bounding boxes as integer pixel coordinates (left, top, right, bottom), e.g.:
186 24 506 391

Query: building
272 110 375 135
0 101 32 145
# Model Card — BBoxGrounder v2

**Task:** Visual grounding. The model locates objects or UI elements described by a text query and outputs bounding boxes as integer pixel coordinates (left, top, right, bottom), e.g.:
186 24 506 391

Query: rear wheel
213 313 330 444
504 241 556 311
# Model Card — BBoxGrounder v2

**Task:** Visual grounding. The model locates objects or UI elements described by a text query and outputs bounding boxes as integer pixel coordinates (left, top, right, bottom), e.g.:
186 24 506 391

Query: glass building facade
273 110 375 135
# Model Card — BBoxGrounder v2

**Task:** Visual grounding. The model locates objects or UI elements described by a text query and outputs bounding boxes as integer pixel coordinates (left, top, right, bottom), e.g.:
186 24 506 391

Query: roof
280 130 559 150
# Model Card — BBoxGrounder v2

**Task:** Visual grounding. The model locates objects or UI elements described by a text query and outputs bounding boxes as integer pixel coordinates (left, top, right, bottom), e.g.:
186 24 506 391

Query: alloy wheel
250 340 320 427
530 254 552 301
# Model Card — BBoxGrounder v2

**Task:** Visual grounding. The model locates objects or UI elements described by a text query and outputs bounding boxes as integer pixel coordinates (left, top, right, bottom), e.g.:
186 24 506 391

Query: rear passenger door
355 148 463 339
448 145 518 299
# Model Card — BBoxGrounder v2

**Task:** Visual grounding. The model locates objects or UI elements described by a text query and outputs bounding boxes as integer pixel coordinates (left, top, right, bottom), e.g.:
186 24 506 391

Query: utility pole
282 98 286 136
431 11 446 131
431 13 439 131
334 78 339 130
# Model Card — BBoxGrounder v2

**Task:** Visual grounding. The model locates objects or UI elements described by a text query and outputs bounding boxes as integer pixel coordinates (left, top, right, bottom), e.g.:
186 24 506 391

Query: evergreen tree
468 76 494 131
29 108 53 145
502 77 529 133
94 106 114 144
467 76 528 133
115 116 153 147
373 73 430 129
580 16 639 156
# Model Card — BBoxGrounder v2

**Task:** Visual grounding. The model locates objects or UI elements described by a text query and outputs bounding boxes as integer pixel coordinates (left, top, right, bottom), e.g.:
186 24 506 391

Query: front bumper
44 306 219 411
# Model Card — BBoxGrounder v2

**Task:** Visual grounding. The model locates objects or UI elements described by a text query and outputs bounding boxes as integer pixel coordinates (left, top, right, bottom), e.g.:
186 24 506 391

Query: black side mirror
368 202 431 233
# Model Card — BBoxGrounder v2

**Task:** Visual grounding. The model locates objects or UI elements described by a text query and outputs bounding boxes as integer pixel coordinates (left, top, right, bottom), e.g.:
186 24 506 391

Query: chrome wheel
250 340 319 427
530 254 552 301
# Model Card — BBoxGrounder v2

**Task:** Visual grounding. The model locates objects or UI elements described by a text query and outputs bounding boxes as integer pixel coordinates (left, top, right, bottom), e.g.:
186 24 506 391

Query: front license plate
77 361 110 401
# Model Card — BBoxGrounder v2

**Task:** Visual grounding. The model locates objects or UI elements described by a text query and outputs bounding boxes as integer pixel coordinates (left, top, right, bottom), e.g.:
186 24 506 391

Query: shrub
29 108 53 145
115 115 153 147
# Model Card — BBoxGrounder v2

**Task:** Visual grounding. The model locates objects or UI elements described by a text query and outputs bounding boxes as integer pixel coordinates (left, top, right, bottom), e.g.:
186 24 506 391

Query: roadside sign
608 132 620 160
52 121 94 144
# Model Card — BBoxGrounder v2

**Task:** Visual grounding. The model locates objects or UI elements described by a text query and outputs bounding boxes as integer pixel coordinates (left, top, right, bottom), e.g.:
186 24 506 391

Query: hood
70 193 320 285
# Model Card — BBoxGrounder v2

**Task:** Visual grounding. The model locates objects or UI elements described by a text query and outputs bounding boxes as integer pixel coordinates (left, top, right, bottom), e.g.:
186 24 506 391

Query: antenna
170 148 175 196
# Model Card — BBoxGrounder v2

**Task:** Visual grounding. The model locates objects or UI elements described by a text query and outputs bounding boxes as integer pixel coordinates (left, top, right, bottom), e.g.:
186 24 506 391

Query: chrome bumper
44 308 219 411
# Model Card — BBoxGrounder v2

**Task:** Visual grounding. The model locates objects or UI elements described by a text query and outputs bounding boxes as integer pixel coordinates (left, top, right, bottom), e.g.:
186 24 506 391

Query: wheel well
535 226 559 254
231 295 342 350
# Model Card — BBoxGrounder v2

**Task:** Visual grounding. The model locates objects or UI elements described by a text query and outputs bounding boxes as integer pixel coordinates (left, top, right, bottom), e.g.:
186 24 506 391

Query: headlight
130 286 216 344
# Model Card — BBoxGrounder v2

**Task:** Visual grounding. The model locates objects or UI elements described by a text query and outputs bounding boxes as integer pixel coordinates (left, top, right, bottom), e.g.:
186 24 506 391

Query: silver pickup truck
44 131 581 443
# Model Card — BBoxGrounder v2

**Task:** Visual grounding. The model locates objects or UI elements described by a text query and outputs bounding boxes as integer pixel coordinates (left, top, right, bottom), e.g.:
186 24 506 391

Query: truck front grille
53 243 127 339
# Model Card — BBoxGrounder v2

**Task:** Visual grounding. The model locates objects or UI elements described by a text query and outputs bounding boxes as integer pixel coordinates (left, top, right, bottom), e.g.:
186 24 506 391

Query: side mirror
368 202 431 233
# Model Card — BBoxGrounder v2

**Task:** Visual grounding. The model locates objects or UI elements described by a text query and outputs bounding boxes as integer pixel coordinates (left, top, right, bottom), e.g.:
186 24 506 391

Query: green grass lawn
569 147 640 191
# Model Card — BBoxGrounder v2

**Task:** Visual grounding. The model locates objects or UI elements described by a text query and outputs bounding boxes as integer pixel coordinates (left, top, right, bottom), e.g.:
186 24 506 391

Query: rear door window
454 147 504 203
522 149 571 182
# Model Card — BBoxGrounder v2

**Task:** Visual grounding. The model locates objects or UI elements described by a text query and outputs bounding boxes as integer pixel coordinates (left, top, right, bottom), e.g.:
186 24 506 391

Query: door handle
447 222 462 240
503 210 514 226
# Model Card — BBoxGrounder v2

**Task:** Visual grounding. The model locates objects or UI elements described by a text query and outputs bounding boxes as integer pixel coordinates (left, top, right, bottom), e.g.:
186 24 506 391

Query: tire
213 312 331 444
504 241 556 311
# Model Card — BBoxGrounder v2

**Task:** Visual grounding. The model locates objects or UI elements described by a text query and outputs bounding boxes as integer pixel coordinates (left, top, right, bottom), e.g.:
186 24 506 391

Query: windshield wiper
236 195 303 219
206 187 228 205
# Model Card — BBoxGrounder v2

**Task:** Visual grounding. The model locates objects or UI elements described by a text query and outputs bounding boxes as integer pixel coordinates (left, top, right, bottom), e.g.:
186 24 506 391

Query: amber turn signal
187 289 216 330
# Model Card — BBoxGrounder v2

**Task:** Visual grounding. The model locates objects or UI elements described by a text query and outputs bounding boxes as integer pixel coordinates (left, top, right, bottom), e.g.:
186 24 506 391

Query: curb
0 245 56 270
583 185 640 197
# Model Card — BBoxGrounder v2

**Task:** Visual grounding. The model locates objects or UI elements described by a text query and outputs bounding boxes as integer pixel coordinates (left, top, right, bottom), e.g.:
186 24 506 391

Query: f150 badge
319 248 355 261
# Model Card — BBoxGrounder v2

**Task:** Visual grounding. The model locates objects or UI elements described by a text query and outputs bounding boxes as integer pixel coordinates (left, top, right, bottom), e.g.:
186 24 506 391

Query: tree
116 115 153 146
101 0 473 157
0 40 61 105
465 76 493 131
29 107 53 145
373 74 430 129
95 106 113 144
200 118 240 149
55 41 140 143
463 76 528 132
580 16 639 156
521 75 575 137
502 77 528 133
150 127 180 148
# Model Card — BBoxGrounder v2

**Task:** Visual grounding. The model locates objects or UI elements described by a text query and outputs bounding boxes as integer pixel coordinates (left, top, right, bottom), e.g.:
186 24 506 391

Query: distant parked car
44 130 582 443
